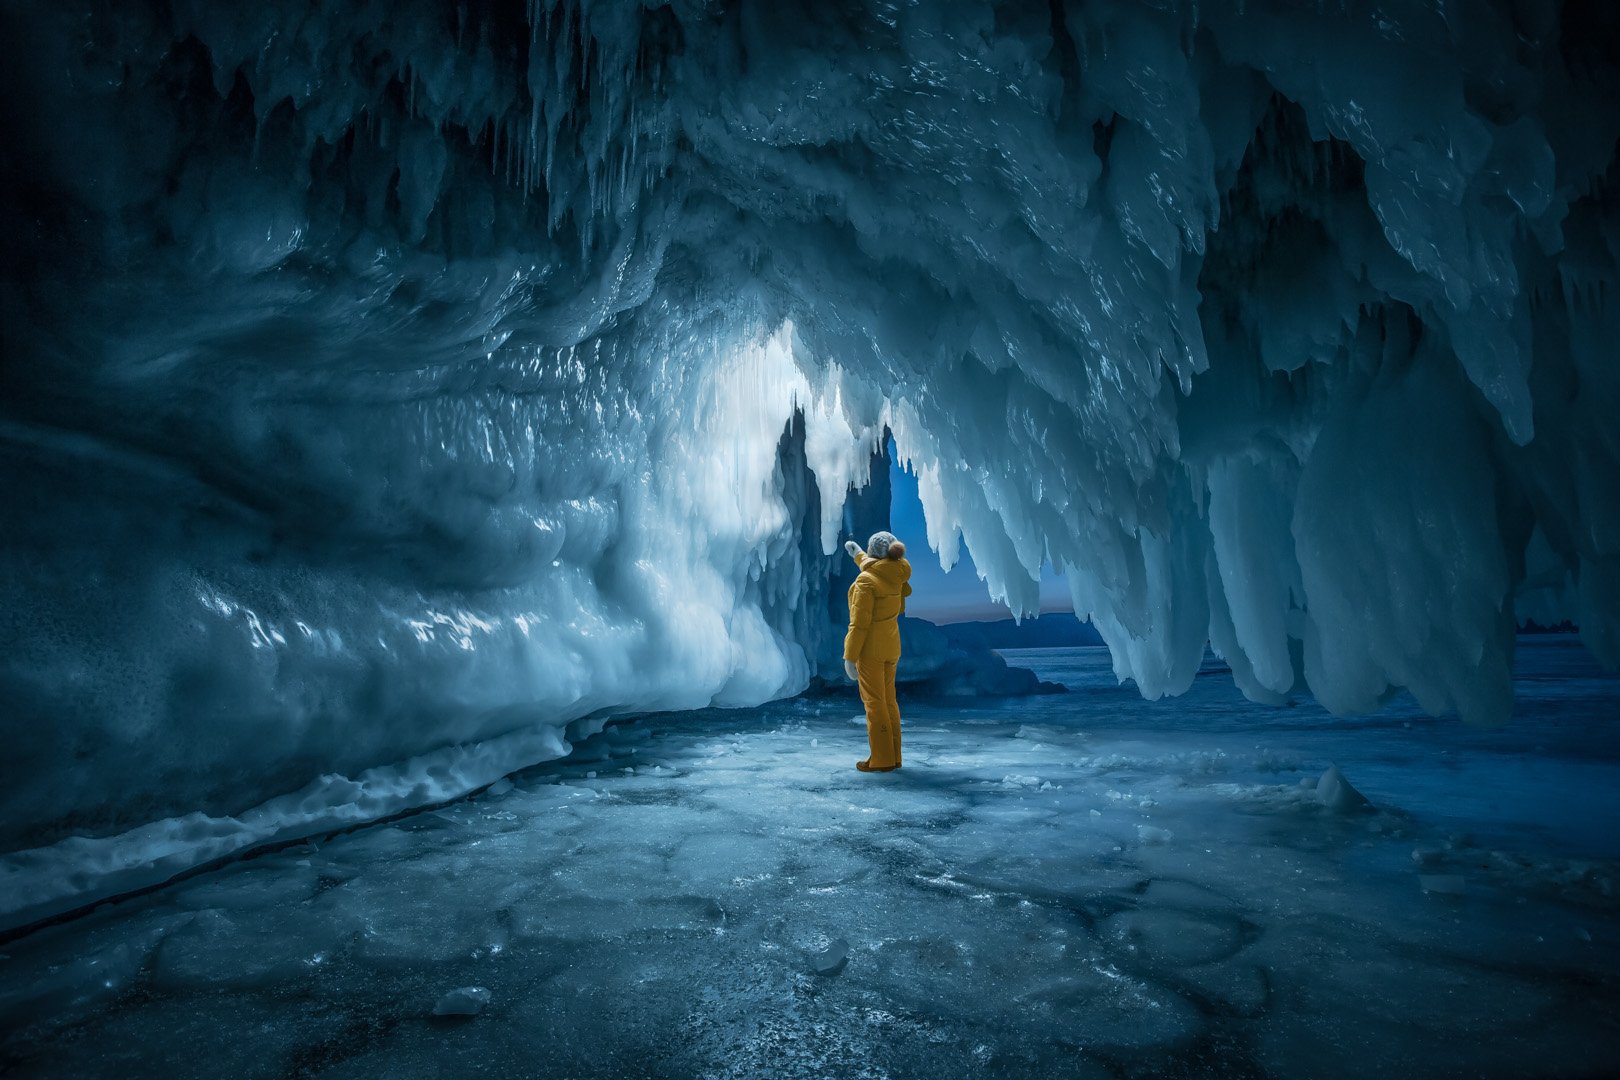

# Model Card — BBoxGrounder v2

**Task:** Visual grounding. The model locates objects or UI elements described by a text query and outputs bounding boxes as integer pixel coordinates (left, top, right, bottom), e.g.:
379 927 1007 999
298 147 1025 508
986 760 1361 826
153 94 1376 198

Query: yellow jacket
843 551 913 662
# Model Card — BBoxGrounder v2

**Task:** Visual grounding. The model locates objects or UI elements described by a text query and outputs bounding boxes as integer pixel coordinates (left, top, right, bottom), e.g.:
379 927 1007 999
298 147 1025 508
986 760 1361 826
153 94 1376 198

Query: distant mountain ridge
937 611 1105 650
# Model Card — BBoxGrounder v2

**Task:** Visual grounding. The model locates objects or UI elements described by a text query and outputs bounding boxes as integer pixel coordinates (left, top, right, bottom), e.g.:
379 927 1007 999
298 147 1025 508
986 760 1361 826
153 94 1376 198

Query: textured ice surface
1 640 1616 1078
3 0 1620 914
431 987 491 1017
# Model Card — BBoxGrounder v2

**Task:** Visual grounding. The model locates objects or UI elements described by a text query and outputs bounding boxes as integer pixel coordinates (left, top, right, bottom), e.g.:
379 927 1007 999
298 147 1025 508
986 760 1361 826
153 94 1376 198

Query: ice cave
1 0 1618 1075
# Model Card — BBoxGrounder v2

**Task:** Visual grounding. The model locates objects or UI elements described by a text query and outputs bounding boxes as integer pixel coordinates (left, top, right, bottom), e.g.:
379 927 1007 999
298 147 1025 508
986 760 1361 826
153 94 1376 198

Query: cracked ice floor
2 640 1618 1078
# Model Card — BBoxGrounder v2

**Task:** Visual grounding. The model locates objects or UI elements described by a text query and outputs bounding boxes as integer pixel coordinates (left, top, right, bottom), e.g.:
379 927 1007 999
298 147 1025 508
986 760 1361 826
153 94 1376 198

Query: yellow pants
856 659 902 767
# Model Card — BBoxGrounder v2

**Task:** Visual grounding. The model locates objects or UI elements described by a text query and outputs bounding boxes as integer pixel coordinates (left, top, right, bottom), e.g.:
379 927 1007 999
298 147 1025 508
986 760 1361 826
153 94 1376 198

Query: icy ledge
0 725 574 934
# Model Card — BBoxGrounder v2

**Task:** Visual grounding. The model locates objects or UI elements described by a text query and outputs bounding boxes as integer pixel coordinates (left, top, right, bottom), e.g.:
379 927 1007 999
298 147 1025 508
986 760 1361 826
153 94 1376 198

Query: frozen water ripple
0 641 1617 1078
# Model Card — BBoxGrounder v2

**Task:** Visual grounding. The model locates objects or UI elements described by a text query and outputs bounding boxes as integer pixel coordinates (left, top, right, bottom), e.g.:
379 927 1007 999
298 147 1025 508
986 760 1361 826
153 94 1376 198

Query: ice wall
2 0 1618 924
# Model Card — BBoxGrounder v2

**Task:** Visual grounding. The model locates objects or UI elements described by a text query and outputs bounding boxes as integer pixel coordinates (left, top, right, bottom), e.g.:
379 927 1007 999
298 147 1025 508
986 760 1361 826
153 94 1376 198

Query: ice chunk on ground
1315 765 1372 813
813 937 850 976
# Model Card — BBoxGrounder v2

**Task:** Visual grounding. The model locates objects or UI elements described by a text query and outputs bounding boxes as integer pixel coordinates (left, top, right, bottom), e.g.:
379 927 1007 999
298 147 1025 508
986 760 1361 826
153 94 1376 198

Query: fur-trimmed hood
855 552 912 595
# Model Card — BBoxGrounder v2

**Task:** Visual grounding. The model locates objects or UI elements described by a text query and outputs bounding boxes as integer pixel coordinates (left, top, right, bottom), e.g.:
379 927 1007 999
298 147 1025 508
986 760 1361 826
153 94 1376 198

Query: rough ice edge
0 723 575 934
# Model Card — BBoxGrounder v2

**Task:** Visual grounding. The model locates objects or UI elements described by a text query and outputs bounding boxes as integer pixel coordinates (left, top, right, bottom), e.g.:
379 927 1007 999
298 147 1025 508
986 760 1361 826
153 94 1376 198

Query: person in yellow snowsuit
843 530 912 772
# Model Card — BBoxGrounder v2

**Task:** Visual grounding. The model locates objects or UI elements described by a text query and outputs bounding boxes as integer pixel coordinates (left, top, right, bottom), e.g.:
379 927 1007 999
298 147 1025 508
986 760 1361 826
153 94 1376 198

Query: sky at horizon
886 451 1073 624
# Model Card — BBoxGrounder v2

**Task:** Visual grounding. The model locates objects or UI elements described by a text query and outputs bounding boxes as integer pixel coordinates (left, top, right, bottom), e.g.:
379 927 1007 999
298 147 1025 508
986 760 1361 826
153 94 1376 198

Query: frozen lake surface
3 639 1617 1078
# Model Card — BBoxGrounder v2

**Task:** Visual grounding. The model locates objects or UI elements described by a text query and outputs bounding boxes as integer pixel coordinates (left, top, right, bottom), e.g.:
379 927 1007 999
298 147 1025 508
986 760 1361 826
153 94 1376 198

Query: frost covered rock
432 986 492 1017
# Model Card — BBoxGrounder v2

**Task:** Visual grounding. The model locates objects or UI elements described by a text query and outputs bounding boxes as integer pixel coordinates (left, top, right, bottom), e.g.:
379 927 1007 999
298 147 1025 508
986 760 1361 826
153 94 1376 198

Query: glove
844 659 859 681
844 539 862 559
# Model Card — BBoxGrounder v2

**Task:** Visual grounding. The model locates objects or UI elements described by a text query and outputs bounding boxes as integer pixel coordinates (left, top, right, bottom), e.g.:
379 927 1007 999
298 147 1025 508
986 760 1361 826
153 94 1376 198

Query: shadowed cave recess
1 0 1618 930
